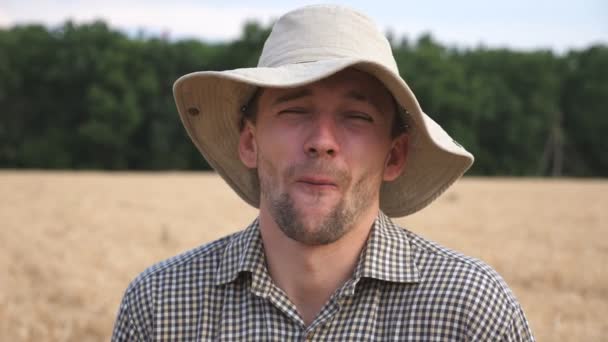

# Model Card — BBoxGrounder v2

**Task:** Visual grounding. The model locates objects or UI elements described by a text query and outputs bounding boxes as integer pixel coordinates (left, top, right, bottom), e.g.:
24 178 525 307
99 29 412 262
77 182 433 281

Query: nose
303 115 340 158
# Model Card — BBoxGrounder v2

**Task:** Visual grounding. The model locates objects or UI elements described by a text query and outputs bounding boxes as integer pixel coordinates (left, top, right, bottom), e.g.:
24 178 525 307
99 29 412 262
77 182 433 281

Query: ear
383 133 409 181
238 122 258 168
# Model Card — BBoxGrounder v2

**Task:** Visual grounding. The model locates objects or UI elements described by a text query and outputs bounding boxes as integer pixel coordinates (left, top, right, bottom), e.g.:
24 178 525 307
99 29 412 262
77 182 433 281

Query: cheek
255 131 297 179
257 153 277 183
258 123 303 157
346 133 392 166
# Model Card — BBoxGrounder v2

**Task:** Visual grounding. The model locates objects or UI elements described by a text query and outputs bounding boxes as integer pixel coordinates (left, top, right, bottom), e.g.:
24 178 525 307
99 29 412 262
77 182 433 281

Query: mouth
296 176 338 190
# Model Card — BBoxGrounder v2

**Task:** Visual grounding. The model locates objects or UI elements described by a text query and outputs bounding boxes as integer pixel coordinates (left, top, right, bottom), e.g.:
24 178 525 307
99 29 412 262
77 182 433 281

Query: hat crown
258 5 398 73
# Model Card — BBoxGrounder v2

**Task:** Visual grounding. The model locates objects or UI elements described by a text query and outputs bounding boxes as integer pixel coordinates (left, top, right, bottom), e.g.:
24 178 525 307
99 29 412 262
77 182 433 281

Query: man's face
239 68 407 245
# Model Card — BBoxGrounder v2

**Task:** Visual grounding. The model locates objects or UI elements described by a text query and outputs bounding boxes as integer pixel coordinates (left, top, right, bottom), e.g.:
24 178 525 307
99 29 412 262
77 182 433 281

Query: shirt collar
214 218 266 286
353 211 420 284
214 212 420 287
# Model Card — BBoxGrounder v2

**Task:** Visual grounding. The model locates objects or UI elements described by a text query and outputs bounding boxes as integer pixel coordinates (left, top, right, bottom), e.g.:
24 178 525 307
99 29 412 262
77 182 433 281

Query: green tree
0 21 606 176
561 46 608 176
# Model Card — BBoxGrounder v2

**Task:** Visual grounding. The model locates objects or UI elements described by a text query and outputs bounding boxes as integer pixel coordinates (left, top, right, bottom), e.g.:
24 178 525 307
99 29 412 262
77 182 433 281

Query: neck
258 206 378 326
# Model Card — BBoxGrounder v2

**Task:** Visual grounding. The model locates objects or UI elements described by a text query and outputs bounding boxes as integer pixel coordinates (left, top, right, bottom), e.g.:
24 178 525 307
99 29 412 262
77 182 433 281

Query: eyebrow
272 88 385 114
272 88 313 105
345 90 383 113
345 90 369 102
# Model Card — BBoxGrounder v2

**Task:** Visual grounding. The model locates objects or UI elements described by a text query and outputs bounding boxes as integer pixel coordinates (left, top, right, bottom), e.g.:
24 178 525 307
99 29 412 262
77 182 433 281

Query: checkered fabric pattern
112 212 534 341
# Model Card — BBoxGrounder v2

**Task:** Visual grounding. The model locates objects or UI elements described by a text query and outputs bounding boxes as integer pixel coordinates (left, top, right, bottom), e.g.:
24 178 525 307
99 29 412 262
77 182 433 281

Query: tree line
1 21 606 176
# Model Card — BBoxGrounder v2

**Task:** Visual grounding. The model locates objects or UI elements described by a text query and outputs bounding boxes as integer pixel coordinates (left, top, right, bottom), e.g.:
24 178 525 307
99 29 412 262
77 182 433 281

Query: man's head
172 4 474 218
238 68 409 244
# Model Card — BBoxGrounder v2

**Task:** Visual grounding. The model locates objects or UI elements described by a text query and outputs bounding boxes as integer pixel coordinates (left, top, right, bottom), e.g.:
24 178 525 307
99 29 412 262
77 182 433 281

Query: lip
296 176 338 189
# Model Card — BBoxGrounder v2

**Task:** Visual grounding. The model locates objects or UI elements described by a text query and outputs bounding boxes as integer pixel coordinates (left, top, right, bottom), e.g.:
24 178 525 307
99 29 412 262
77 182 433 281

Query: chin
295 198 339 217
286 221 349 246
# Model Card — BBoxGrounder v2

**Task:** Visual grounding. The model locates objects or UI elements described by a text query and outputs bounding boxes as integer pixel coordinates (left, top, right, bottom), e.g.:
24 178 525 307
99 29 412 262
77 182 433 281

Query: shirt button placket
299 329 314 342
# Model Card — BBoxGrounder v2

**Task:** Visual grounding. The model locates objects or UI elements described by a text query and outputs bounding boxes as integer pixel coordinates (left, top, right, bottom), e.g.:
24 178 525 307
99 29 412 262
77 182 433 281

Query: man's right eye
278 108 309 115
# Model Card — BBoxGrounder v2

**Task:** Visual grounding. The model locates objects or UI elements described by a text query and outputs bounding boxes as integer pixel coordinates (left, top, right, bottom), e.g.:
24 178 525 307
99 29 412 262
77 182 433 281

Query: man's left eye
346 112 373 122
278 108 309 115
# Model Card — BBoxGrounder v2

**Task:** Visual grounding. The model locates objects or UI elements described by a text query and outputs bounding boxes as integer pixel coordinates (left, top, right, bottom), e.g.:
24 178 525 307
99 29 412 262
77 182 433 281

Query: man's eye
278 108 309 115
346 112 373 122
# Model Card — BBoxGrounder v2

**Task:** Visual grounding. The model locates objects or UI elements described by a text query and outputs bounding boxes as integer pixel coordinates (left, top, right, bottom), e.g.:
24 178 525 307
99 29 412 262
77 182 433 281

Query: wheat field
1 171 606 341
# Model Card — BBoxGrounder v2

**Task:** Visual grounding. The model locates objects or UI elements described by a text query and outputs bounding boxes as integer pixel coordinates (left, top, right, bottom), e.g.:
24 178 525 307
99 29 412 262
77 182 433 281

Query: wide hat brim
173 57 474 217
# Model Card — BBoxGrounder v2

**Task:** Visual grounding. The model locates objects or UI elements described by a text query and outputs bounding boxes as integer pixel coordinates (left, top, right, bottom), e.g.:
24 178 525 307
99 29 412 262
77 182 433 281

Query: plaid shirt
112 212 534 341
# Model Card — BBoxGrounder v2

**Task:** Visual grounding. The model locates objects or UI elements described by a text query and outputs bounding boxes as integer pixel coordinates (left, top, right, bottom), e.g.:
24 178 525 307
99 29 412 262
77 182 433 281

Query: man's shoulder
123 229 244 297
397 226 532 339
112 228 252 340
404 227 518 304
370 219 533 340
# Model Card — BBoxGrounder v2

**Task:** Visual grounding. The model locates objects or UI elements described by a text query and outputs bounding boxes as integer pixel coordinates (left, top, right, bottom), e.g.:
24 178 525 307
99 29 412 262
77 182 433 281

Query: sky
1 0 607 53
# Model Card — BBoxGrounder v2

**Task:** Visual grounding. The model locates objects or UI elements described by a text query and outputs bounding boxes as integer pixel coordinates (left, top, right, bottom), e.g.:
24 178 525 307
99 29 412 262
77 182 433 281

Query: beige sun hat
173 4 474 217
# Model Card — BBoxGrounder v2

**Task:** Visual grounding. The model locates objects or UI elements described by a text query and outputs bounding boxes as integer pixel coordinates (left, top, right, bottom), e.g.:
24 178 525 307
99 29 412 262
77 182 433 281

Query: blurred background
1 1 607 341
1 0 607 175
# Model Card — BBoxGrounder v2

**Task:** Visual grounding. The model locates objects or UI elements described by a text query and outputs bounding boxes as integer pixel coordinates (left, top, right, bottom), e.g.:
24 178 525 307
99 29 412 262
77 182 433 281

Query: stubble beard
259 157 380 246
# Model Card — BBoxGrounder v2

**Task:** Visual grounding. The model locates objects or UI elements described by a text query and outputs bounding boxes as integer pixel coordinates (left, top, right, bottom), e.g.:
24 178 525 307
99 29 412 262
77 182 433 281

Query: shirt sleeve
500 305 535 342
111 288 148 342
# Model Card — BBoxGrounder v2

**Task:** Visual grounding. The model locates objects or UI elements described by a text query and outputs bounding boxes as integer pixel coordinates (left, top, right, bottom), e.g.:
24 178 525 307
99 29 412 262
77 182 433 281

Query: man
113 4 534 341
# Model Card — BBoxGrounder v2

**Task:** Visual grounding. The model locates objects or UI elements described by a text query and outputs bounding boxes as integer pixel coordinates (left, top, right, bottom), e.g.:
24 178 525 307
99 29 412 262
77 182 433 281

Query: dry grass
1 171 606 341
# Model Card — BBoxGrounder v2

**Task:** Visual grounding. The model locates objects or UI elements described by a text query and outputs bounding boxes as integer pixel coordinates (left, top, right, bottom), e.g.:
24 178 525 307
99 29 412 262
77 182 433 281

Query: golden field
1 171 606 341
